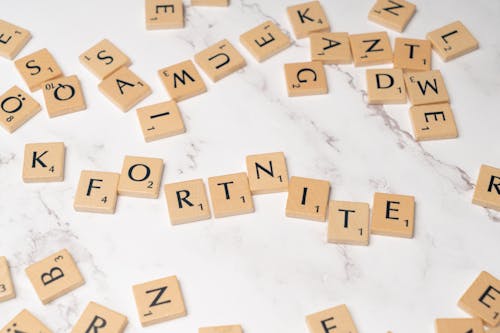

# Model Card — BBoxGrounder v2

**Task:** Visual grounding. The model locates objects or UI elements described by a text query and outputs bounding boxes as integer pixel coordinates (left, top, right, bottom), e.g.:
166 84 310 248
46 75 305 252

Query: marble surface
1 0 499 332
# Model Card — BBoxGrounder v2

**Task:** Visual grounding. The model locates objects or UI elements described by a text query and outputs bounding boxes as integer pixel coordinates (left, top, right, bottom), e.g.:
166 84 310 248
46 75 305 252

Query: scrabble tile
158 60 207 101
435 318 485 333
404 70 449 106
327 201 370 246
14 48 63 92
117 155 164 198
306 304 358 333
393 38 431 72
164 179 211 225
366 68 406 104
459 271 500 327
285 61 328 97
371 192 415 238
487 328 500 333
74 171 120 214
194 39 246 82
239 20 291 62
0 256 15 302
473 165 500 212
199 325 243 333
146 0 184 30
287 1 330 39
192 0 229 6
71 301 128 333
427 21 479 62
0 85 41 133
98 66 151 112
310 32 352 64
208 172 254 218
137 100 186 142
350 32 393 67
0 309 52 333
409 103 458 141
132 275 186 327
246 152 289 194
0 19 31 59
368 0 416 32
25 249 85 305
42 75 86 118
286 176 330 222
79 39 131 80
23 142 65 183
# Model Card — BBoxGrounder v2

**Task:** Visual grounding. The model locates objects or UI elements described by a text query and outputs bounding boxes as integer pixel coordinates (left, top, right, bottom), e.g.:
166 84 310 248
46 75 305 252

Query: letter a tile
371 192 415 238
306 304 358 333
1 309 53 333
99 67 151 112
164 179 211 225
0 256 15 302
71 301 128 333
472 165 500 212
74 170 120 214
25 249 85 305
132 275 187 327
23 142 65 183
310 32 352 64
0 86 41 134
458 271 500 327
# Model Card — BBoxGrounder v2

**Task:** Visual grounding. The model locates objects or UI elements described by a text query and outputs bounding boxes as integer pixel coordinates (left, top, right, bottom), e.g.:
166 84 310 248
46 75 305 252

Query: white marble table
0 0 499 332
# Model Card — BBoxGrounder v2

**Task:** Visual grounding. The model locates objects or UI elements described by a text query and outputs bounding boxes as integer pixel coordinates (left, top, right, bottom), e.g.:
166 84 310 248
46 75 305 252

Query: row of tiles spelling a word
22 146 500 225
1 251 499 331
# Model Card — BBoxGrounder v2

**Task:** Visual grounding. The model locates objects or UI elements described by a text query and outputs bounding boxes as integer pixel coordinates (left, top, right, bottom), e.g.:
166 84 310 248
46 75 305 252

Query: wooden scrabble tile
25 249 84 305
14 48 63 92
246 152 289 194
158 60 207 101
350 32 393 67
285 61 328 97
458 271 500 327
164 179 211 225
287 1 330 39
404 70 449 106
310 32 352 64
487 327 500 333
306 304 358 333
239 21 291 62
371 192 415 238
79 39 131 80
137 100 185 142
208 172 254 218
409 103 458 141
368 0 416 32
23 142 65 183
117 155 164 198
366 68 406 104
0 85 41 133
98 66 151 112
0 309 52 333
0 19 31 59
146 0 184 30
42 75 86 118
199 325 243 333
435 318 485 333
192 0 229 6
0 256 15 302
473 165 500 212
74 171 120 214
132 275 186 327
71 301 128 333
427 21 479 62
394 38 431 72
327 201 370 246
286 176 330 222
194 39 246 82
